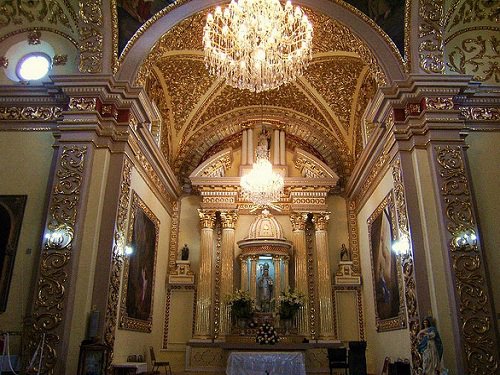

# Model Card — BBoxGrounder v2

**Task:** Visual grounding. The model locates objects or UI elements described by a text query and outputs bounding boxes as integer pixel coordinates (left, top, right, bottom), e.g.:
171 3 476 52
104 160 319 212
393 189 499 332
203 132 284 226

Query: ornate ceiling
137 8 382 189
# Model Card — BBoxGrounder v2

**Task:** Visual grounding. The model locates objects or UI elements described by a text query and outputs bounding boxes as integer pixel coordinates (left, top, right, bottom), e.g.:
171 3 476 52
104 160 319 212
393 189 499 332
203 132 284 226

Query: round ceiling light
16 52 51 81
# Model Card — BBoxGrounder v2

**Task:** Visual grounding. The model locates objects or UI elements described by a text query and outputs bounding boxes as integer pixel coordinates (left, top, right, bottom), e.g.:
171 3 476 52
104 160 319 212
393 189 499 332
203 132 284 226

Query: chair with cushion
149 346 172 375
327 347 349 375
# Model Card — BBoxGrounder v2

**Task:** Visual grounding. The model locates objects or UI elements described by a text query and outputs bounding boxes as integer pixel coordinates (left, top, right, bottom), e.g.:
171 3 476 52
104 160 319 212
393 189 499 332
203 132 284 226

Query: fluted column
283 256 289 291
194 209 216 339
279 130 286 165
313 213 335 340
273 256 281 295
249 256 258 300
290 212 309 336
240 256 248 291
219 211 238 336
242 129 248 165
247 128 254 164
273 129 280 165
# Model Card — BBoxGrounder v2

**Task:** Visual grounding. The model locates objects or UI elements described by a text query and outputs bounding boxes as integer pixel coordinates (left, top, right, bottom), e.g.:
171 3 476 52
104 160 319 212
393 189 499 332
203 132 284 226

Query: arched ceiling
137 7 382 189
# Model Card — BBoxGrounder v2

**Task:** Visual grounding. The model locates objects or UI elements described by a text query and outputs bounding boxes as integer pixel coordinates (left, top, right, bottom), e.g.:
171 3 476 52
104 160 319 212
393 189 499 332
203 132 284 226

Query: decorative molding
213 222 222 339
103 158 132 367
29 145 87 374
78 0 103 73
392 157 422 373
434 145 499 373
305 220 317 340
424 97 454 110
168 201 180 274
162 284 195 349
459 106 500 121
28 30 41 45
52 55 68 66
0 0 74 30
312 212 330 231
418 0 445 74
347 200 361 274
0 106 62 121
68 97 98 111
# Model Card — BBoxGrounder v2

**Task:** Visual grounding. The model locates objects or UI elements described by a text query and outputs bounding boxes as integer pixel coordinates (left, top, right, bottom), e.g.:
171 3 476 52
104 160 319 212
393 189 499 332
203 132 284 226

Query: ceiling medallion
240 128 284 208
203 0 313 93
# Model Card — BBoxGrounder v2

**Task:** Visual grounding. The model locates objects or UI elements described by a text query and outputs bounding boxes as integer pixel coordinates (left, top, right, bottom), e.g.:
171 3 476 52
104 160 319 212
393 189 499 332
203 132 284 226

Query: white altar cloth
226 351 306 375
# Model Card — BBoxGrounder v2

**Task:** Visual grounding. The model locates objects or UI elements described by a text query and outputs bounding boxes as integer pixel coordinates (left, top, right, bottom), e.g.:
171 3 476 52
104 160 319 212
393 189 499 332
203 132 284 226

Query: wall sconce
453 230 477 250
45 224 73 250
392 235 410 256
124 245 134 256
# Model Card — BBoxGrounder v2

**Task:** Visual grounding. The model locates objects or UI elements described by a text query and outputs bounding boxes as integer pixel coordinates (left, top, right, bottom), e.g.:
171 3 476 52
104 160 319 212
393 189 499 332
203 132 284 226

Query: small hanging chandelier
240 128 284 206
203 0 313 93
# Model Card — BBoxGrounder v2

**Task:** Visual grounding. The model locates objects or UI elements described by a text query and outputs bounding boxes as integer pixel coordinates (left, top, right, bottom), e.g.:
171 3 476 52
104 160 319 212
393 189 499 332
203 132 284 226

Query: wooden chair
149 346 172 375
327 347 349 375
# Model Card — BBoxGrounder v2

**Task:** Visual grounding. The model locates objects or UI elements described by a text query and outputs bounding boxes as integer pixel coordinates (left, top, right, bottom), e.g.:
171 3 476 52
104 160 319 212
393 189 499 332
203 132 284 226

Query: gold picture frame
119 191 160 332
367 191 406 331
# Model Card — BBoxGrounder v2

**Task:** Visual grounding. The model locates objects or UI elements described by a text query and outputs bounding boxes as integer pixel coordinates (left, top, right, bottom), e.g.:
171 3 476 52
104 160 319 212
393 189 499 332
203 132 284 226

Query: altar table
226 351 306 375
112 362 147 375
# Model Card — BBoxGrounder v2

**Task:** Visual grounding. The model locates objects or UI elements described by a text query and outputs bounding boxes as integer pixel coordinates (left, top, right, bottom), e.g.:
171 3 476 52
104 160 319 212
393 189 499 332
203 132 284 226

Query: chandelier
240 129 284 206
203 0 313 93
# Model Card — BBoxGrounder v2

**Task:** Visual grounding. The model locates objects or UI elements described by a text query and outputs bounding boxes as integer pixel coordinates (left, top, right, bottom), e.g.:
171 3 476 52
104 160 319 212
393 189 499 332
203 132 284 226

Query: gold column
249 256 258 300
313 213 335 340
240 255 248 291
273 256 281 295
290 212 309 336
219 211 238 336
283 256 290 291
194 209 216 339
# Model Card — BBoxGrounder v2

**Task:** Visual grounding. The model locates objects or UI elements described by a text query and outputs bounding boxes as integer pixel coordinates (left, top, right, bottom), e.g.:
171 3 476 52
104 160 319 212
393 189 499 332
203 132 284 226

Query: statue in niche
340 243 351 261
180 244 189 260
257 263 274 312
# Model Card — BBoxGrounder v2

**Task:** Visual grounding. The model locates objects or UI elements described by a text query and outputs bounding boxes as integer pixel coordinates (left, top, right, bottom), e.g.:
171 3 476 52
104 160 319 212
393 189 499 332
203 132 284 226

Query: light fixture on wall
44 223 73 250
203 0 313 93
453 229 477 250
392 234 410 256
240 127 284 207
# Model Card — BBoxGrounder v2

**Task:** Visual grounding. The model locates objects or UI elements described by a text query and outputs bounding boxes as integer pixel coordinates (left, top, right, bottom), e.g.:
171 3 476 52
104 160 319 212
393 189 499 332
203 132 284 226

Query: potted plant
226 289 255 333
278 289 305 333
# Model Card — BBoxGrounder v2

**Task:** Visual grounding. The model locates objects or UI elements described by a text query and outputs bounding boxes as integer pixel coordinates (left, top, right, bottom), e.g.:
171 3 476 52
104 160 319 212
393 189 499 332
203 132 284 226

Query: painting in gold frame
119 191 159 332
367 191 406 331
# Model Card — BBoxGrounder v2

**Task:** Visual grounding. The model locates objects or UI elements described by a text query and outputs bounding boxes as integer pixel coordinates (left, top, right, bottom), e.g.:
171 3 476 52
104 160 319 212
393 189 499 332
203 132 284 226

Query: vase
237 318 246 335
282 319 292 334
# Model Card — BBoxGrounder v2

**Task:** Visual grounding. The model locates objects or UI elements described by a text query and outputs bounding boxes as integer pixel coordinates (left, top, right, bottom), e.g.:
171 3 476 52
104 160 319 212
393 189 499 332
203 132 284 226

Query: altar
226 351 306 375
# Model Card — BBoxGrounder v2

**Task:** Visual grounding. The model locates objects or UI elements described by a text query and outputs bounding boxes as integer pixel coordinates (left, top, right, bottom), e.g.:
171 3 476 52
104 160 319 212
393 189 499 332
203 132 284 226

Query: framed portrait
0 195 27 313
367 191 406 331
77 342 108 375
119 191 159 332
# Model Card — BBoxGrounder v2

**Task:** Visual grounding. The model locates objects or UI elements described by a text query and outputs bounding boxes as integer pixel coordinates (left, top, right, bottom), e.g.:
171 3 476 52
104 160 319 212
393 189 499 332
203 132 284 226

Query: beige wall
0 131 54 353
113 167 172 364
327 196 349 275
466 132 500 337
357 169 411 374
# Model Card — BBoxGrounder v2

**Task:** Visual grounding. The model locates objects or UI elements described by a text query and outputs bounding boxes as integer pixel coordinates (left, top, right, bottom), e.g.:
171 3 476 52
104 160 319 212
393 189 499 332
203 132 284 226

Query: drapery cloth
226 351 306 375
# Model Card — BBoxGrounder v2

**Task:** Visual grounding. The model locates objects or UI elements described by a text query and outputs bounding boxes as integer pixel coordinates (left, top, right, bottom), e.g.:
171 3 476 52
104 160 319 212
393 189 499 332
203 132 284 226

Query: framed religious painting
0 195 27 313
76 342 109 375
119 191 159 332
367 191 406 331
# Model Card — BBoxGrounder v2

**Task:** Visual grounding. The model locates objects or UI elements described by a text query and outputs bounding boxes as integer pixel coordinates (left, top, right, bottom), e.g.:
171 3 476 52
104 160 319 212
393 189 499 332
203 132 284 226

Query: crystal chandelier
203 0 313 93
240 129 284 206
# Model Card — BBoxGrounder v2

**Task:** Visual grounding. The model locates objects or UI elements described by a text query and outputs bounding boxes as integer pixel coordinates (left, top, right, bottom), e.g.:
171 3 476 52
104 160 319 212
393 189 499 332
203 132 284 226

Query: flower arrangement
226 289 254 319
256 322 279 345
278 288 305 319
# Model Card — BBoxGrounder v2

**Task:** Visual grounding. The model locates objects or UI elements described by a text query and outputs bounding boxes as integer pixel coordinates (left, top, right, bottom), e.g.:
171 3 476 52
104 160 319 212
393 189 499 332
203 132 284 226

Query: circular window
16 52 52 81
